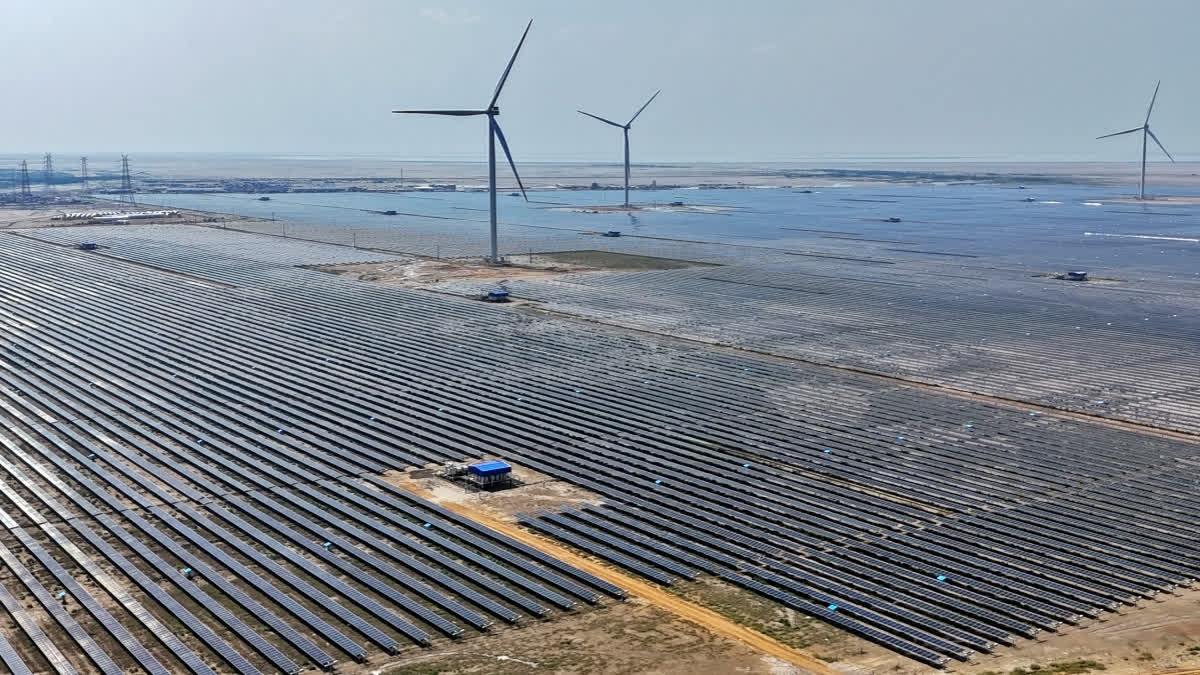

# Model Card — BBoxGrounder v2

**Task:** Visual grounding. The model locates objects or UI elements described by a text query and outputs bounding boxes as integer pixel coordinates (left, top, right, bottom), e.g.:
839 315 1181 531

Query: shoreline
4 156 1193 177
102 160 1200 195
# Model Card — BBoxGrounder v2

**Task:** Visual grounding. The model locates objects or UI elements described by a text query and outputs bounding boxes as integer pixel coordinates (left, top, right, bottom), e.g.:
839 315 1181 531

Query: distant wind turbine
393 20 532 263
1096 80 1175 200
578 90 661 209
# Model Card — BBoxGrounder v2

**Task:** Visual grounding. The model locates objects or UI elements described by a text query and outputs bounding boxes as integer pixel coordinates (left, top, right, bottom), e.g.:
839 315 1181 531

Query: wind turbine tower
393 20 533 264
1097 81 1175 200
578 91 661 209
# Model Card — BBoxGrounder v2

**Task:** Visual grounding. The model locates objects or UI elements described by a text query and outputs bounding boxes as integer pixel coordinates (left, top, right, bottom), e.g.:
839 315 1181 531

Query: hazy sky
4 0 1198 161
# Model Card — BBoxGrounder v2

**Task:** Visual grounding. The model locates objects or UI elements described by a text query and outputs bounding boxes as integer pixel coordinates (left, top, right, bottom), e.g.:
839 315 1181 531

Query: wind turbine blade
626 89 661 126
491 118 528 201
577 110 624 128
1147 129 1175 162
1145 80 1161 124
490 19 533 109
1096 127 1143 140
392 109 489 116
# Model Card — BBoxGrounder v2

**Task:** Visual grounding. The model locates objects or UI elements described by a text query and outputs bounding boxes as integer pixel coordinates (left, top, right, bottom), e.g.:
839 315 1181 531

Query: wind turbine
1096 80 1175 200
393 20 532 263
578 90 660 209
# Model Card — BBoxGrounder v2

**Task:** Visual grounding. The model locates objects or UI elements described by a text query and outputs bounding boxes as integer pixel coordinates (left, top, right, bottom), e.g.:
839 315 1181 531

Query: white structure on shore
53 210 179 222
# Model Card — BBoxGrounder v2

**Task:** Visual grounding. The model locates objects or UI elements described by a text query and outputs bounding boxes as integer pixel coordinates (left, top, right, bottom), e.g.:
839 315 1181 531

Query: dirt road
400 483 834 675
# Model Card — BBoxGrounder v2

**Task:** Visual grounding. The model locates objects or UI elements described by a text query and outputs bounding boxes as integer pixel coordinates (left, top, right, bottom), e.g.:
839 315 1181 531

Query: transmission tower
80 156 89 193
43 153 54 192
118 154 136 205
19 161 31 198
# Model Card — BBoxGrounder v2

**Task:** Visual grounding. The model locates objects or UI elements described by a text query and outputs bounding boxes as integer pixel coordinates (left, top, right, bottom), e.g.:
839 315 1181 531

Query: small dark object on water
1055 271 1089 282
381 210 397 215
796 189 814 193
602 231 621 237
1024 197 1036 202
508 192 521 197
258 196 271 201
669 201 684 207
885 216 902 223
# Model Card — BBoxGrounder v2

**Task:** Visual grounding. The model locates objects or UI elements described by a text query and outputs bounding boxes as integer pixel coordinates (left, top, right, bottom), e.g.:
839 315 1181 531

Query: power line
42 153 54 192
19 161 31 198
119 154 136 205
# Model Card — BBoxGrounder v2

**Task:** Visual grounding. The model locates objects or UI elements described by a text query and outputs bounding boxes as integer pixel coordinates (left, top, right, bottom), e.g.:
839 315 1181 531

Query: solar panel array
0 234 629 672
2 226 1199 669
427 258 1200 435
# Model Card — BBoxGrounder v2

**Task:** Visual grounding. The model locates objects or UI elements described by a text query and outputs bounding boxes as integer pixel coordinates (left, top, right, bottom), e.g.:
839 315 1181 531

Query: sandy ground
311 258 573 287
386 465 607 520
345 599 792 675
951 588 1200 675
309 250 713 289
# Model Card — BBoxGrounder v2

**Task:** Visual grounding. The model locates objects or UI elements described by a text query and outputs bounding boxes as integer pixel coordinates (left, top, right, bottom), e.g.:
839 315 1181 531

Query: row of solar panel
0 359 624 674
9 230 1190 521
2 234 1200 662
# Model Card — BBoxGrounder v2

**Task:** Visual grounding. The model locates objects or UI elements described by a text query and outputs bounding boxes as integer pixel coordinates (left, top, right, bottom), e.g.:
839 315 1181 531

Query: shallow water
136 183 1200 279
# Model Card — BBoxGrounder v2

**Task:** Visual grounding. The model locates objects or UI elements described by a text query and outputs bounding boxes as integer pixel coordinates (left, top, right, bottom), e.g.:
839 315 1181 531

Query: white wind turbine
394 20 533 263
1097 80 1175 200
578 90 661 209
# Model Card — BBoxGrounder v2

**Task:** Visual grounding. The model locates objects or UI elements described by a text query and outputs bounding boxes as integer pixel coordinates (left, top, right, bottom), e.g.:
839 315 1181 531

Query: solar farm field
0 218 1197 672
